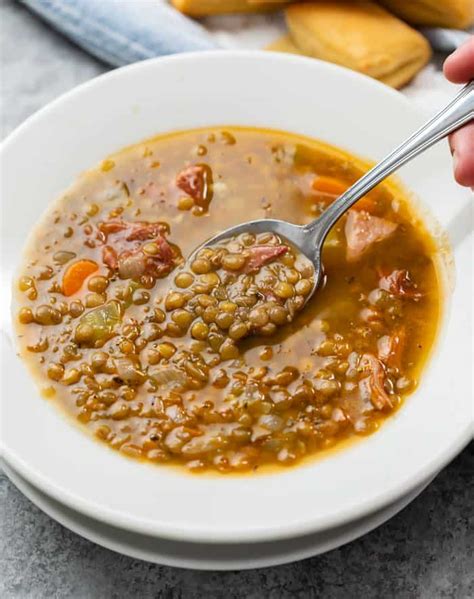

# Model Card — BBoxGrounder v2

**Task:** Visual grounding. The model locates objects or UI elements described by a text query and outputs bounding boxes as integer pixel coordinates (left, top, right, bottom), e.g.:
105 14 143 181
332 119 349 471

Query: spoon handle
308 80 474 243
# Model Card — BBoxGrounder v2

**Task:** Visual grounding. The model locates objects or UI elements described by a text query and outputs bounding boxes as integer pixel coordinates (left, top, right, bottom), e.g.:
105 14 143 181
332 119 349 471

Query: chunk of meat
345 211 397 262
118 239 174 279
125 222 169 242
102 245 118 270
98 221 128 236
379 269 422 299
176 164 213 210
98 220 168 242
244 245 288 273
358 353 393 410
98 219 177 279
377 327 406 369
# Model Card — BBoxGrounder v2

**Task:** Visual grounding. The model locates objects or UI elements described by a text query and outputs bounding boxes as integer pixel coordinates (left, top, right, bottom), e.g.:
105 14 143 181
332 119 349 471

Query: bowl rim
1 50 473 543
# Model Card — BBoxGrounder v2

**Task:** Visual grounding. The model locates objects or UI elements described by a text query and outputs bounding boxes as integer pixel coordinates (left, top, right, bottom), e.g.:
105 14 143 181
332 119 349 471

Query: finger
449 121 474 187
443 37 474 83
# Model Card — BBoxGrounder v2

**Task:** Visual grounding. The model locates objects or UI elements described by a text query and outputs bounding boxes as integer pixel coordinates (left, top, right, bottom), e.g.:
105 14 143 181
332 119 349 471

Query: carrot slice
312 176 376 213
351 195 377 213
312 175 347 196
63 260 99 296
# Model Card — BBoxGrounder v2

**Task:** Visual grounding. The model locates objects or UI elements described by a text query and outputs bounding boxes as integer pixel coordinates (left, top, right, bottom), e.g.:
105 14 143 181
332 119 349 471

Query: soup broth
15 127 440 473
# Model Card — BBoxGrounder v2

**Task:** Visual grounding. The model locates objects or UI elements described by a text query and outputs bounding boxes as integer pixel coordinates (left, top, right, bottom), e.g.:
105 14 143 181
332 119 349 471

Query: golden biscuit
172 0 291 16
285 1 432 88
266 34 304 55
379 0 474 29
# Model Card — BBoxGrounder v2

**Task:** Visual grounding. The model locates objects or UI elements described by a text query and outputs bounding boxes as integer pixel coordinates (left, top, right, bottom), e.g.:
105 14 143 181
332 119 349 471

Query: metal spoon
193 81 473 298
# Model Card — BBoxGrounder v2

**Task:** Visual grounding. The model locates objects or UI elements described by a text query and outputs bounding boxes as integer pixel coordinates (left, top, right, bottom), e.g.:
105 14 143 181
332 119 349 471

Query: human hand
443 37 474 188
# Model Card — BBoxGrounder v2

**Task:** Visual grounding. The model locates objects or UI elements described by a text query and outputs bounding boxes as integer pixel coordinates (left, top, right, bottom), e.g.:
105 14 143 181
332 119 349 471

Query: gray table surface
1 2 473 597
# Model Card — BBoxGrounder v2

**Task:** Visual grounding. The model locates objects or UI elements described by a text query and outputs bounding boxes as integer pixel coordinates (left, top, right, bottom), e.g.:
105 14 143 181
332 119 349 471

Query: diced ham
244 245 288 273
358 353 393 410
98 220 168 242
98 219 176 279
98 221 128 236
149 234 174 262
176 164 213 210
142 236 175 278
125 222 169 242
117 239 175 279
379 269 422 299
345 211 397 262
102 245 118 270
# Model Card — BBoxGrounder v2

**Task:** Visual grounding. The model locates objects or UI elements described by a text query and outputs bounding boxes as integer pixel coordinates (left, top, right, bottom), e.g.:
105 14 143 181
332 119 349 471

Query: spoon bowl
190 217 324 300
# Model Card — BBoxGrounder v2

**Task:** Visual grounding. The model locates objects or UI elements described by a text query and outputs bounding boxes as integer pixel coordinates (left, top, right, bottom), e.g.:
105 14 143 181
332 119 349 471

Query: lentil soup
14 127 440 473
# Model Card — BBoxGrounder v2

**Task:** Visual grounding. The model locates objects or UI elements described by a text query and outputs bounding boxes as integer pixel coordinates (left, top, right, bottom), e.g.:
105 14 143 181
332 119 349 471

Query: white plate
1 51 472 544
2 458 435 570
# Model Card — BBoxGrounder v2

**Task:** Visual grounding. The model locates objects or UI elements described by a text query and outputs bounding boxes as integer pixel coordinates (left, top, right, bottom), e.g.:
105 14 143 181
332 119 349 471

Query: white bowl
1 459 436 570
1 51 472 544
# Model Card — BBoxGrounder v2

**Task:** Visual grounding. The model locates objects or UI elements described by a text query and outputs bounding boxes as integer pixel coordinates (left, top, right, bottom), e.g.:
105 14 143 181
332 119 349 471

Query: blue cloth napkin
19 0 219 67
420 27 473 52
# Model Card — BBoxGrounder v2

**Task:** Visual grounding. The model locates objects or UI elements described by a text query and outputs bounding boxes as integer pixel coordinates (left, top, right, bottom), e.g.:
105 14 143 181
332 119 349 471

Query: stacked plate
1 52 471 570
0 459 437 569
